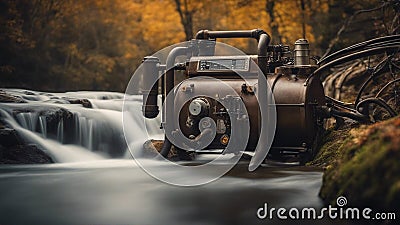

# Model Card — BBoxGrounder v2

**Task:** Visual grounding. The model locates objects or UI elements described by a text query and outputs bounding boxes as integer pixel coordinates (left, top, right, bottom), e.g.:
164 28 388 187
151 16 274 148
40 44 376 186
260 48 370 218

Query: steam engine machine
141 29 327 169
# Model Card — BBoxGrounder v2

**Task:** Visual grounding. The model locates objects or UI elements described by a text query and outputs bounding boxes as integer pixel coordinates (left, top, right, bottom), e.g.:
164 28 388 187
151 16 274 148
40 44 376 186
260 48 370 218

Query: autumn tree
174 0 195 40
0 0 392 91
266 0 281 44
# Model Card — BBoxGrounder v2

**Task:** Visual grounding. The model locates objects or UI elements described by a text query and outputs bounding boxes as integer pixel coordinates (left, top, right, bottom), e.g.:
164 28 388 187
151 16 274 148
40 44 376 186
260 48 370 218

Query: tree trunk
266 0 281 44
174 0 194 40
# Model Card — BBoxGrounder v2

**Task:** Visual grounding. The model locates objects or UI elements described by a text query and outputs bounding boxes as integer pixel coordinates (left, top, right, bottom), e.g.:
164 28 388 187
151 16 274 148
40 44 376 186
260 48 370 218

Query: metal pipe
250 32 273 171
195 29 270 75
330 108 369 122
317 46 400 76
160 46 189 157
375 78 400 98
354 57 390 105
195 29 266 40
318 35 400 65
159 137 172 157
356 97 397 118
257 33 270 75
307 45 400 84
142 56 160 118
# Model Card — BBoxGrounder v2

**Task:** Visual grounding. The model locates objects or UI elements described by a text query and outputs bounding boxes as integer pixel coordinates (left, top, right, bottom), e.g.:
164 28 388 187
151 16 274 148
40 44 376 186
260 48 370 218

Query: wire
375 78 400 98
356 97 397 117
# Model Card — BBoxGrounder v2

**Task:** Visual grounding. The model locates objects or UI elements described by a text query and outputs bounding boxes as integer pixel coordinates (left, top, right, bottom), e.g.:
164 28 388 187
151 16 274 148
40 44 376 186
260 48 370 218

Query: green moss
318 116 400 210
307 126 354 168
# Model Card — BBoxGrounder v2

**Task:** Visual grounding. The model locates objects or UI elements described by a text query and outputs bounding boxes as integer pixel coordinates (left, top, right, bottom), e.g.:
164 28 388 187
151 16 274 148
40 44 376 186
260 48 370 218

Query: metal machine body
177 59 325 156
141 29 327 167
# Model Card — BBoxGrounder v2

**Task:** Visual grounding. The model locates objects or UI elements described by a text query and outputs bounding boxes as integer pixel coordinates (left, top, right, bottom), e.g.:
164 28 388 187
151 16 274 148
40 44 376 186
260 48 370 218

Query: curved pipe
316 46 400 77
356 97 397 118
195 29 267 41
307 45 400 84
375 78 400 98
142 56 160 118
159 138 172 157
330 108 369 123
171 128 214 150
195 29 270 75
325 96 356 113
318 35 400 65
160 47 189 158
354 57 390 105
257 33 270 75
249 32 273 171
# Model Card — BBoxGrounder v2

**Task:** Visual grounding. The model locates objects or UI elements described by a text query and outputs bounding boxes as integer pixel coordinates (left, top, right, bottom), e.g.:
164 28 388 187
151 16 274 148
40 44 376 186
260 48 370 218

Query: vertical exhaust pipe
160 47 189 157
142 56 160 119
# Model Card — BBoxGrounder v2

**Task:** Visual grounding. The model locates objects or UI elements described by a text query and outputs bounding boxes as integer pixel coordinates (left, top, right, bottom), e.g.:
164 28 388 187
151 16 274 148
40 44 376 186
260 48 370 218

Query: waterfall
57 119 64 143
0 89 163 163
39 115 47 138
15 112 38 131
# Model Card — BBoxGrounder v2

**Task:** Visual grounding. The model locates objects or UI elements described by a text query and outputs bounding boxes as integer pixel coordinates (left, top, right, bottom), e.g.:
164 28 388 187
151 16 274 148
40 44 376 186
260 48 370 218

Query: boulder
0 144 53 164
318 116 400 210
64 98 92 108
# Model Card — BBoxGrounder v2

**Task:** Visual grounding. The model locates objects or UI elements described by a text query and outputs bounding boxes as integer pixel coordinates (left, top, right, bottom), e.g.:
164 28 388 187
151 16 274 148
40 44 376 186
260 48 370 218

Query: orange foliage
0 0 381 91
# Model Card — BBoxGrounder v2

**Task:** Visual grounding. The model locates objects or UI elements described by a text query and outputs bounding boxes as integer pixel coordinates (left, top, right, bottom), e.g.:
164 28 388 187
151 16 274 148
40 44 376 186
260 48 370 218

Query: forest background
0 0 393 91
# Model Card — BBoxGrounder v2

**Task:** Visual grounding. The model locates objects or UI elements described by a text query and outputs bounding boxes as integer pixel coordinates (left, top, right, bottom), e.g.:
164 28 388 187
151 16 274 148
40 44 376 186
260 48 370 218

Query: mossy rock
308 119 360 169
319 116 400 210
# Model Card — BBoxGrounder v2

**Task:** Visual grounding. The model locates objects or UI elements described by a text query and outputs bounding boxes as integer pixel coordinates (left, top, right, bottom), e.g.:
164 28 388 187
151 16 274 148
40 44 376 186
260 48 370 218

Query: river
0 89 347 224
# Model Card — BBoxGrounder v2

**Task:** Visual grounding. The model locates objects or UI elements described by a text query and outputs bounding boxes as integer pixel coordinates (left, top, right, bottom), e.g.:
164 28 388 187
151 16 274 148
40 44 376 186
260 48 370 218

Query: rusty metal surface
175 65 325 153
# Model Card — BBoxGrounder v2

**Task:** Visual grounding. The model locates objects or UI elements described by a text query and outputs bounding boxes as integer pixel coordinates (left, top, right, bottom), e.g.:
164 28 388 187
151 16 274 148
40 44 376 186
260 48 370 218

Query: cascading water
0 89 162 163
0 89 327 225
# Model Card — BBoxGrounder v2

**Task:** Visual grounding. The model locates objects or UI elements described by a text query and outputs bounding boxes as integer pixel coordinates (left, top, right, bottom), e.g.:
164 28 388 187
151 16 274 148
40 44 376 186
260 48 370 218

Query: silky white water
0 89 334 225
0 89 162 162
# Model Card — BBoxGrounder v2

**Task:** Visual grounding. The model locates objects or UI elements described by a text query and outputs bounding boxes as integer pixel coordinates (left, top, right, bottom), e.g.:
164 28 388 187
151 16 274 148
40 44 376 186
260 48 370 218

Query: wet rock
0 144 53 164
0 90 27 103
23 90 35 95
9 106 74 142
318 116 400 210
37 107 73 123
0 124 53 164
143 139 194 161
64 98 92 108
0 127 22 147
142 139 161 158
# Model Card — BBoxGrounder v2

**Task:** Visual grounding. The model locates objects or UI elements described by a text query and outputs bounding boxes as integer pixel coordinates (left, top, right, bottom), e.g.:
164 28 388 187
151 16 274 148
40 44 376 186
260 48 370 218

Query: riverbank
309 116 400 210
